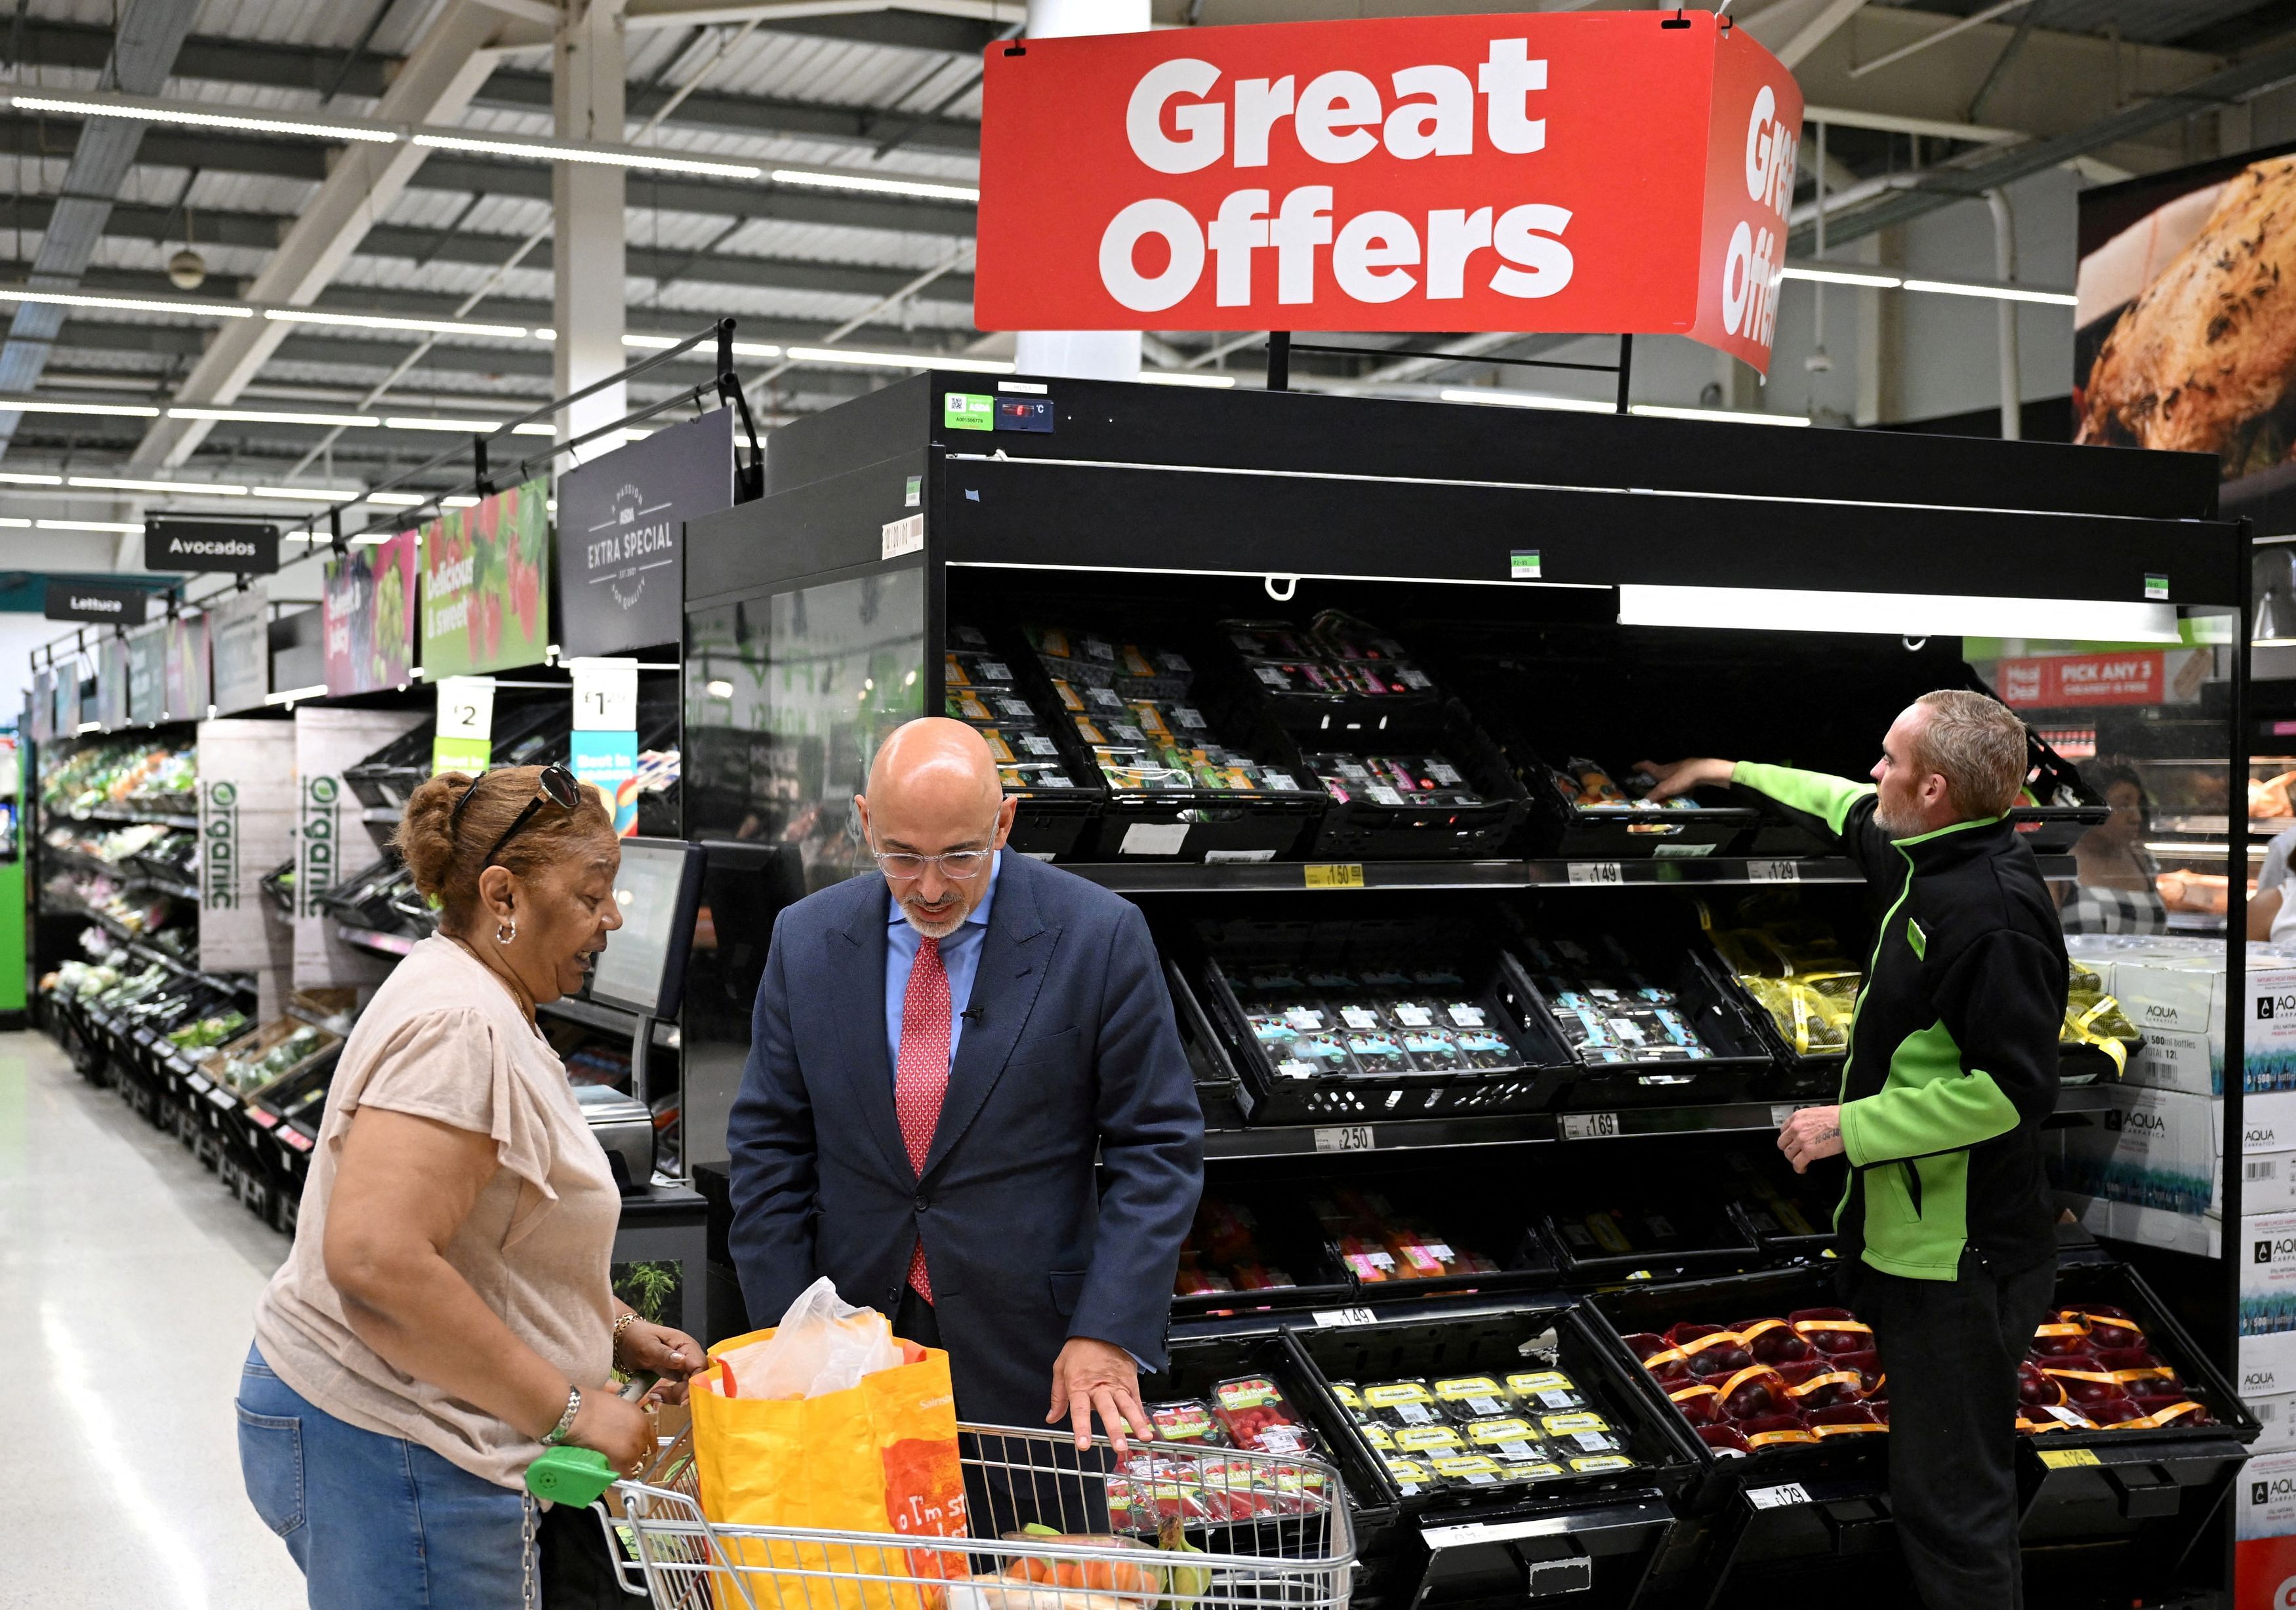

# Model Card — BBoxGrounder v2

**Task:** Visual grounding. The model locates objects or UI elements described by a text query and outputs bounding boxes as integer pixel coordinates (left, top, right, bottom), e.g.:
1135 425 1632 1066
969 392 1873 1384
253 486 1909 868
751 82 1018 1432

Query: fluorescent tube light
264 308 530 340
1631 404 1809 427
1441 388 1614 413
382 416 506 433
1139 371 1237 388
0 516 28 527
0 471 61 485
1780 266 1903 289
363 492 428 506
768 168 979 203
251 487 360 502
782 346 1015 374
0 287 251 319
9 93 398 144
37 518 144 533
1616 584 2184 643
622 332 781 359
167 405 380 428
411 132 762 180
68 475 248 495
1900 278 2078 307
0 398 159 418
443 496 480 508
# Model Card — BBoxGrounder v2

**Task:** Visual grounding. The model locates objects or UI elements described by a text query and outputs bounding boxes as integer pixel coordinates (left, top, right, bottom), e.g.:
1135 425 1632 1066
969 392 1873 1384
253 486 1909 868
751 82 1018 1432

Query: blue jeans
236 1344 537 1609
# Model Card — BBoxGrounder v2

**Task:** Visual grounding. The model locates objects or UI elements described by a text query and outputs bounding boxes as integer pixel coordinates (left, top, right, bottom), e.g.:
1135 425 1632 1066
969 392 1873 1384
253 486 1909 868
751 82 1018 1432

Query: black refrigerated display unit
682 374 2253 1605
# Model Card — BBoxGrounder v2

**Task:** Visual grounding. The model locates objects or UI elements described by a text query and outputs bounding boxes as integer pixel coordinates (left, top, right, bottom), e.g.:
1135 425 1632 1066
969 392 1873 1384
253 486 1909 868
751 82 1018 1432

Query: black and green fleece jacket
1734 763 2067 1281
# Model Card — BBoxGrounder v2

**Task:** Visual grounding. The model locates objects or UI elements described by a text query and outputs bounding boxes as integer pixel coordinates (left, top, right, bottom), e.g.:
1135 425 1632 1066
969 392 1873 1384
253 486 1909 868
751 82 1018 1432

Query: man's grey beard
900 904 966 940
1874 800 1919 838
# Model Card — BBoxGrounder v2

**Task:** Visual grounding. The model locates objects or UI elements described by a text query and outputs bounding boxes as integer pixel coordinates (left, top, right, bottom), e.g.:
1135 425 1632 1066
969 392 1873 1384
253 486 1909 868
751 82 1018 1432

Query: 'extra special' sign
976 10 1799 371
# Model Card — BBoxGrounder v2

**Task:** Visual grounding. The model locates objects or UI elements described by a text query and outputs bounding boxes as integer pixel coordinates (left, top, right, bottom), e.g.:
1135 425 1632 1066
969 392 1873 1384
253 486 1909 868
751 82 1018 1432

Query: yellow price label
1303 864 1365 889
2038 1448 2102 1470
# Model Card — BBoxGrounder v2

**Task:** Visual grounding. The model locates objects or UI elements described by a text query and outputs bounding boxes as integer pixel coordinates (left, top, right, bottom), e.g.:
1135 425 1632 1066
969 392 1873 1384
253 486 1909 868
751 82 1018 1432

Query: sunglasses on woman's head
449 763 584 870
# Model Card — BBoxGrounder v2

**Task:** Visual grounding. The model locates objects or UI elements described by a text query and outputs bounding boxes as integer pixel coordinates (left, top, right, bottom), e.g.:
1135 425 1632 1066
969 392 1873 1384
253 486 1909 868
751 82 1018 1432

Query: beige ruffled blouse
253 935 620 1489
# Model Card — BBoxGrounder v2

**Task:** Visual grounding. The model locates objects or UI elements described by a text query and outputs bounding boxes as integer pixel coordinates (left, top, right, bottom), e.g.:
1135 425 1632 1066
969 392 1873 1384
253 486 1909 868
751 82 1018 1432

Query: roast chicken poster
2074 144 2296 484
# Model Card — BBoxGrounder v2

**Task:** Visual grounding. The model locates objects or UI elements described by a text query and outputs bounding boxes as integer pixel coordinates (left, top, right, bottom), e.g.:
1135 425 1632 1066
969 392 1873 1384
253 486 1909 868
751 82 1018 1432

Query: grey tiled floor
0 1030 306 1609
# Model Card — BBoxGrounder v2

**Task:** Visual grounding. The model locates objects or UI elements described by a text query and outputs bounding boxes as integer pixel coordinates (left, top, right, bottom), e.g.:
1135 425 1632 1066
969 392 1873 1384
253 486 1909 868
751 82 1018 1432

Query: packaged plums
1731 1317 1815 1367
1211 1377 1318 1456
1736 1414 1819 1450
1668 1323 1753 1378
1788 1309 1875 1356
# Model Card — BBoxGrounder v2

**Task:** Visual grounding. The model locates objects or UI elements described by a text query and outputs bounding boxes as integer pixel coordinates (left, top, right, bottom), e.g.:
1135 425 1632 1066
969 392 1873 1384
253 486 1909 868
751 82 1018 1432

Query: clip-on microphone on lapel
960 1007 985 1022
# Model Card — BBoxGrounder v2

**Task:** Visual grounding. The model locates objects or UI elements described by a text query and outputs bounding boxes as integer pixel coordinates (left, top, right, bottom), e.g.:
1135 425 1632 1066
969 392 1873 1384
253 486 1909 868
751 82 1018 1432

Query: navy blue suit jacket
725 851 1205 1428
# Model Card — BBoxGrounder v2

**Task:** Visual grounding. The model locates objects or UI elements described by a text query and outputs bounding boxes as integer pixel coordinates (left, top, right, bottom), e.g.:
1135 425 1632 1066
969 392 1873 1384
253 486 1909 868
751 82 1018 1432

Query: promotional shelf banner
556 409 732 658
975 10 1801 372
127 623 165 727
422 478 552 680
29 668 51 743
295 707 425 989
54 656 82 736
163 612 211 722
96 635 129 732
323 531 417 697
209 587 270 715
197 717 296 978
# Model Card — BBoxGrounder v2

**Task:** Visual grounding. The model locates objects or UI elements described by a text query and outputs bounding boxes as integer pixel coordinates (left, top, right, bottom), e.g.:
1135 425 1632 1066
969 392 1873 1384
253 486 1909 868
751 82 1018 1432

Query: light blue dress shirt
884 850 1001 1085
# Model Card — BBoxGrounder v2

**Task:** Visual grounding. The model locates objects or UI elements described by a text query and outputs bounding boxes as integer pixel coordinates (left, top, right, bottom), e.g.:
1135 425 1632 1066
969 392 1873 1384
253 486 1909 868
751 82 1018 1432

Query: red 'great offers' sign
975 10 1801 372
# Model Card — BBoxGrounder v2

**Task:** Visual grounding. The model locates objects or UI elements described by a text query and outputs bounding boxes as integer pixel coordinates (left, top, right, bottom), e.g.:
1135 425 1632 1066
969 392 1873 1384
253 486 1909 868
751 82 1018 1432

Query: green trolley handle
525 1373 661 1507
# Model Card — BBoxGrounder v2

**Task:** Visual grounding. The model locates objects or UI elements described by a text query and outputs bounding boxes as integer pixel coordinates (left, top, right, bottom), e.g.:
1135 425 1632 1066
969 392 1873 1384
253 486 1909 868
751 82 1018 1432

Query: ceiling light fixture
363 492 428 507
1780 266 1903 289
1899 278 2079 307
263 308 530 339
1618 584 2181 643
8 92 398 144
1630 404 1811 427
1139 371 1239 389
622 332 781 359
0 517 28 528
0 471 62 485
382 416 552 435
768 168 980 203
0 397 160 418
0 286 251 319
37 518 145 533
167 405 380 428
1440 388 1614 413
251 486 362 502
68 475 249 494
411 132 762 179
781 346 1015 374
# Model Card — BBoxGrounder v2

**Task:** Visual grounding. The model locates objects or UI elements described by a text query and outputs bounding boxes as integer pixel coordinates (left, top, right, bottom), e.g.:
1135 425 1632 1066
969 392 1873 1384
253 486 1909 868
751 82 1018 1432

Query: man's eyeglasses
451 763 583 869
870 845 995 881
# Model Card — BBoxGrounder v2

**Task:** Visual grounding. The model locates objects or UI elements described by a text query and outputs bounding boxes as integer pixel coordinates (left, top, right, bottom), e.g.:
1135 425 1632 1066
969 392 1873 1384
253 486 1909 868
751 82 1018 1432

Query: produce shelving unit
682 373 2253 1609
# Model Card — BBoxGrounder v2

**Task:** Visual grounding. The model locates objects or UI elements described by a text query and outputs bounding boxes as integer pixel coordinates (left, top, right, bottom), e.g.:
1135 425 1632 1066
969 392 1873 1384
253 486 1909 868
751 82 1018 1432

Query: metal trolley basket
584 1422 1357 1610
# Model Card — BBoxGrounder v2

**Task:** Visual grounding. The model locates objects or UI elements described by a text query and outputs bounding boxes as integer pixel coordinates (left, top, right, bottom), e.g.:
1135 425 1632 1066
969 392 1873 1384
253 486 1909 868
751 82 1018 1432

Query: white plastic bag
716 1276 905 1399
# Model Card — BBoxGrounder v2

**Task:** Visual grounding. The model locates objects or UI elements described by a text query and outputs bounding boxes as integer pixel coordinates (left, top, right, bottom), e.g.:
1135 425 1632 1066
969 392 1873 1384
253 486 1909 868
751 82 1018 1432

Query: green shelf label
944 392 994 432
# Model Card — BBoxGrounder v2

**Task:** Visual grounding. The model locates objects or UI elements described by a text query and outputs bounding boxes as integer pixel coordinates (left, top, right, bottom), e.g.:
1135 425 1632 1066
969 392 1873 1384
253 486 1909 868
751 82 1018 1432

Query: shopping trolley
534 1419 1357 1610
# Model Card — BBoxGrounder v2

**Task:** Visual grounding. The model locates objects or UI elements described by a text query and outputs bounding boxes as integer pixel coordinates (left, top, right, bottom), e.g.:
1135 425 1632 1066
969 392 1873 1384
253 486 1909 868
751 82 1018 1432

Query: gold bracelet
611 1310 642 1368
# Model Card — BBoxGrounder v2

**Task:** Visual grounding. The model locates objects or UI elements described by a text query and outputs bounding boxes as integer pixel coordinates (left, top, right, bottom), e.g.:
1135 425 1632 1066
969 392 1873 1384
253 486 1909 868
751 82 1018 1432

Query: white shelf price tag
1769 1104 1815 1128
1567 862 1624 887
436 676 495 742
1562 1112 1622 1140
1313 1125 1376 1153
1748 859 1801 884
569 657 639 733
1312 1307 1377 1329
1747 1483 1811 1511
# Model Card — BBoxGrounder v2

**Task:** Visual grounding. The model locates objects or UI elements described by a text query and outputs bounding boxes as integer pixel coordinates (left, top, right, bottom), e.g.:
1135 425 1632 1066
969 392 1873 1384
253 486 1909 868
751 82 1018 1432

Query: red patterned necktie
894 936 951 1302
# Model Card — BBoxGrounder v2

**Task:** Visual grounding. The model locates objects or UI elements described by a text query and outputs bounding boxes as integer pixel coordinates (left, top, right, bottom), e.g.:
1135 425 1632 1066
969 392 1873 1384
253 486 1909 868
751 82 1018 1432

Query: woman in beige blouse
237 763 703 1609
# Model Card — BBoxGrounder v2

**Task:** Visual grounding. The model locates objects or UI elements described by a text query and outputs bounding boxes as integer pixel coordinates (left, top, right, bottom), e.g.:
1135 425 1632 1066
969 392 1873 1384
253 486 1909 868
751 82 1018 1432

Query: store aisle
0 1032 305 1610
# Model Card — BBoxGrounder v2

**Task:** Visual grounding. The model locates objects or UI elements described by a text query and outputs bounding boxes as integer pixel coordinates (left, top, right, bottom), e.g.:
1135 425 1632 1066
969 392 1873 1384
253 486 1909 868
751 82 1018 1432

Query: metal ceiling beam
0 117 978 239
0 16 983 155
125 2 510 469
0 195 982 304
1791 29 2296 254
0 0 198 459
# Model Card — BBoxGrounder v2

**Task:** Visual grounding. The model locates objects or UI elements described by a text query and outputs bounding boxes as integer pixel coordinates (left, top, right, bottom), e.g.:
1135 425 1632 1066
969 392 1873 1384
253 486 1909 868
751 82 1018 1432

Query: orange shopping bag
690 1323 969 1610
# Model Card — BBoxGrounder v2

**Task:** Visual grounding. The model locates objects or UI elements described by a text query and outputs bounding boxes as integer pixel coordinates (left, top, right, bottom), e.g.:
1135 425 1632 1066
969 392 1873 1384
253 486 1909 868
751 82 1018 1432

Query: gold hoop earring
496 919 517 946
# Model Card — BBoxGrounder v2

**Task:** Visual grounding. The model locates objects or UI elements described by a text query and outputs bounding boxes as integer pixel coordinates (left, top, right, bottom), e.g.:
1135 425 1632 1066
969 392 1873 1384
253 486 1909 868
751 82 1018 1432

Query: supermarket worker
1643 688 2066 1610
727 716 1204 1452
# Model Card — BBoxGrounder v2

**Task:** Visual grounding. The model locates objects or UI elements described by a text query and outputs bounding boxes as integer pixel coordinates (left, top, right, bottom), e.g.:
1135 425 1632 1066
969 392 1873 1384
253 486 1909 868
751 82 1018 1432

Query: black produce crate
2022 1260 2256 1460
1540 1190 1765 1286
1305 1171 1560 1303
2009 803 2110 855
1513 924 1784 1110
1715 1149 1841 1264
319 853 427 936
343 717 437 809
945 622 1104 861
2010 717 2110 855
1692 893 1861 1097
1286 699 1529 862
1282 1304 1692 1609
1216 615 1447 740
1521 752 1757 860
1168 961 1250 1132
260 858 297 916
1149 1327 1398 1561
1181 908 1577 1125
1174 1186 1357 1320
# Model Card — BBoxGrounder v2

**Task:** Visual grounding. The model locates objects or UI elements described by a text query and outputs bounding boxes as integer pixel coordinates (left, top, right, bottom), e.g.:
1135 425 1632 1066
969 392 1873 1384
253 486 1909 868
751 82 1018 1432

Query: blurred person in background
2059 765 2167 936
